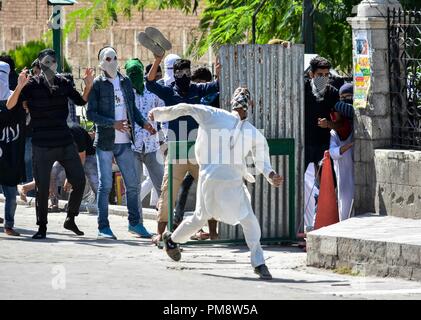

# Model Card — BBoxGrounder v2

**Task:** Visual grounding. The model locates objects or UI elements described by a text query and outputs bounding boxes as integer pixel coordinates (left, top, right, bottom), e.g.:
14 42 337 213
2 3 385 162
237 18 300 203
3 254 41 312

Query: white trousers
171 212 265 268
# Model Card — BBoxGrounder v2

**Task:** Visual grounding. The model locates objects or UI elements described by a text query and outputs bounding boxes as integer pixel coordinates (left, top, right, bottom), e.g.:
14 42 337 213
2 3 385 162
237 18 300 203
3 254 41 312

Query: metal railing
388 8 421 150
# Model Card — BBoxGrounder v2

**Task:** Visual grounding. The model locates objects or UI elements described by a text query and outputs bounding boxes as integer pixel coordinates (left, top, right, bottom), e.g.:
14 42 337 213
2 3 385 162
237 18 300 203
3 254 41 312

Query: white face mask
40 55 58 89
99 48 118 79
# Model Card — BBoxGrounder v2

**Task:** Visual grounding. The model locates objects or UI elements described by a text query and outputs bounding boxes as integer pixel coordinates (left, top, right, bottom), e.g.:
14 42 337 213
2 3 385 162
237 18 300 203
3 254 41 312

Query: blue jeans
1 185 17 229
97 143 141 230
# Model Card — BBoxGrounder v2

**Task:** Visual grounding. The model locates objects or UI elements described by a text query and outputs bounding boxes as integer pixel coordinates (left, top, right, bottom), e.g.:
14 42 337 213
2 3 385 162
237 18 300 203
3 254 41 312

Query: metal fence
217 44 305 240
388 8 421 150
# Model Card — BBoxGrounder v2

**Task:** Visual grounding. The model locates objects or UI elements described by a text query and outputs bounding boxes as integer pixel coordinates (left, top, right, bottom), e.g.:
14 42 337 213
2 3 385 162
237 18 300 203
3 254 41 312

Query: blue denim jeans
1 185 17 229
96 143 141 230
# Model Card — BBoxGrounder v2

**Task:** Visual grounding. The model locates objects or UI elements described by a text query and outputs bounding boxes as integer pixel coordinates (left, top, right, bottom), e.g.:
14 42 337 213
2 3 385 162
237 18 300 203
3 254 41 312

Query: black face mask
341 98 353 105
175 75 191 93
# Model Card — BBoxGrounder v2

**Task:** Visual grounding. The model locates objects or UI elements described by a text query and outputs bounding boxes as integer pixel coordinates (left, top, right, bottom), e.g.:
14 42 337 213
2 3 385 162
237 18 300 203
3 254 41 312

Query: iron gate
388 8 421 150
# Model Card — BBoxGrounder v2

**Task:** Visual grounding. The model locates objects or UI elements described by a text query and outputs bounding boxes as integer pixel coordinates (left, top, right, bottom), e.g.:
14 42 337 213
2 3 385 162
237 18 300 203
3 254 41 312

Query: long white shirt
153 103 274 225
329 130 354 221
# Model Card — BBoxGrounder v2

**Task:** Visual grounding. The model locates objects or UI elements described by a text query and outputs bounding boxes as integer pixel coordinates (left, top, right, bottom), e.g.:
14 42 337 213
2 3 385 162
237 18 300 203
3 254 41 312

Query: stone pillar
347 0 402 214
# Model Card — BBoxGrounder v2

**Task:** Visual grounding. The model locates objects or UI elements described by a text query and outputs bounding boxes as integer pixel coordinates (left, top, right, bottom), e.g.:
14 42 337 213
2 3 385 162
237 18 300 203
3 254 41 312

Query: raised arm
149 103 213 125
6 69 29 110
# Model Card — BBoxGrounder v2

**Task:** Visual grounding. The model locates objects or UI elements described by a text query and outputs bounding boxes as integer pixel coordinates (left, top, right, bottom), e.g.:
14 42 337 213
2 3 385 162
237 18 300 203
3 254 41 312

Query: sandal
151 233 162 245
190 229 210 241
18 185 27 203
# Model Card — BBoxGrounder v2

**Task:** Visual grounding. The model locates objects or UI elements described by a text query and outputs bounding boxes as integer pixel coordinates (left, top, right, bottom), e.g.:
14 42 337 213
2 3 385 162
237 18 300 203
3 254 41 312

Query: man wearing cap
148 87 283 280
87 47 156 240
145 55 220 244
329 83 355 221
6 49 94 239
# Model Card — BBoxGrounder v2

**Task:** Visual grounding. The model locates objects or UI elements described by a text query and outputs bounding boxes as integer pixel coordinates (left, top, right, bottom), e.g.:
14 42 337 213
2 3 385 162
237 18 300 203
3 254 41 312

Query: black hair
173 59 191 72
309 56 331 73
192 67 212 82
0 55 16 70
31 59 40 69
97 46 117 60
145 63 162 75
38 48 56 60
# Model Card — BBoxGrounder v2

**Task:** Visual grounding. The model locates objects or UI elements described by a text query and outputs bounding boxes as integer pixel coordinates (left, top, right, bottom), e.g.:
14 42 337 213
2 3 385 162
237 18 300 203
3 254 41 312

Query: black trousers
32 143 86 226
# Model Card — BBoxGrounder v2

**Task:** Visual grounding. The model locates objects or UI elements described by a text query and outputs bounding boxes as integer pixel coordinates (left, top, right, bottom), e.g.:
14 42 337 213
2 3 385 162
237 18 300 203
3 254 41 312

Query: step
306 214 421 281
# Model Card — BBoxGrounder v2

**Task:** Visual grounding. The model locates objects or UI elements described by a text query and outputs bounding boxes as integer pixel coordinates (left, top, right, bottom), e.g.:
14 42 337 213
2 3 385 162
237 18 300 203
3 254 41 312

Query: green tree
65 0 420 73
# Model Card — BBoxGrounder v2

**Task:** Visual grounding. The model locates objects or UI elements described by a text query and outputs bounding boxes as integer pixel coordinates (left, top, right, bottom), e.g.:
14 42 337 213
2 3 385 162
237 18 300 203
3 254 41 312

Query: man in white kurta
149 87 283 280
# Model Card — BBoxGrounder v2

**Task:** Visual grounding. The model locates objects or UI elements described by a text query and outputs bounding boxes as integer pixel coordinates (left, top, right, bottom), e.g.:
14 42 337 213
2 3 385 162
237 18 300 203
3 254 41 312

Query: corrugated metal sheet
218 44 304 240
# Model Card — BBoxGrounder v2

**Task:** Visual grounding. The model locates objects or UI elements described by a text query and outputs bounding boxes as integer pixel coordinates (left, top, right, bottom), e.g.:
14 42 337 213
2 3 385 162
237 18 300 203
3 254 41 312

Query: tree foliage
65 0 420 73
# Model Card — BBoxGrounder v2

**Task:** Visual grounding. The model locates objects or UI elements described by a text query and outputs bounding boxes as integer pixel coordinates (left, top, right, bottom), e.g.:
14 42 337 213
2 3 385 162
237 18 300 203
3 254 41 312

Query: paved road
1 204 421 300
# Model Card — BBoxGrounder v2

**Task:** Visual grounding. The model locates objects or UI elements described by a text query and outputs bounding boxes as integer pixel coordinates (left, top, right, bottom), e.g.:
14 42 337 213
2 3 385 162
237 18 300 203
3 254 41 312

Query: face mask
99 48 118 79
175 75 191 92
40 55 57 89
125 59 145 95
312 76 329 92
341 98 353 105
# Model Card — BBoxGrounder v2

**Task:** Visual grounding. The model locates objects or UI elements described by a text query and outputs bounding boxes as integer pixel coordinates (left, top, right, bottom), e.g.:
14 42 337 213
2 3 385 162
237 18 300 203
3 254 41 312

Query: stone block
375 183 392 215
371 49 389 74
386 242 401 264
368 93 389 117
361 241 386 264
401 245 421 266
409 156 421 187
319 237 338 256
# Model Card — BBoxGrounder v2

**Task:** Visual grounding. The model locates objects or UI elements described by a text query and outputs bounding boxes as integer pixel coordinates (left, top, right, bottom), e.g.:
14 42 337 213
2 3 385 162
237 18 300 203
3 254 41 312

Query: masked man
148 87 283 280
87 47 156 240
303 56 339 232
6 49 94 239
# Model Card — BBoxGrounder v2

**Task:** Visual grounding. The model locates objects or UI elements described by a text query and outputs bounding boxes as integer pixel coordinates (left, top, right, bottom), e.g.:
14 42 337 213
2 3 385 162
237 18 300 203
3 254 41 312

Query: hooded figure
38 49 58 91
0 61 26 186
150 88 282 280
125 58 145 95
329 100 354 221
163 54 180 86
99 47 118 79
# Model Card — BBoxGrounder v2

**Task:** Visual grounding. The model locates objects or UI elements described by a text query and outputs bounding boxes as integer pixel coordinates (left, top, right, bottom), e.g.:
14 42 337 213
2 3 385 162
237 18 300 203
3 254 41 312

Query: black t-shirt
305 80 339 164
0 101 27 186
69 125 95 156
20 75 86 148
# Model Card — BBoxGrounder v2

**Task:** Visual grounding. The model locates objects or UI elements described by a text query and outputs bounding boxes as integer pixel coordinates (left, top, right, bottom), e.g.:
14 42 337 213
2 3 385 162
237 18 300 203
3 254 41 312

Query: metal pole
52 5 63 72
302 0 315 53
252 0 268 44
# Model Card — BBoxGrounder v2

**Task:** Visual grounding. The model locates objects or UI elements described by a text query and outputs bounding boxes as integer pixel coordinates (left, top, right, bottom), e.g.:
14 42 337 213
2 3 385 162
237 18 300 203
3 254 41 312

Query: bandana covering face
99 47 118 79
231 87 252 111
164 54 181 85
0 61 12 100
311 76 330 101
39 54 58 91
125 58 145 95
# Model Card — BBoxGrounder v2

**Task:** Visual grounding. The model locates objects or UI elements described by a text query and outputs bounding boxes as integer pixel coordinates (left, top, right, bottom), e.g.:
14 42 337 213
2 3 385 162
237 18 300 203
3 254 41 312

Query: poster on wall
353 30 371 109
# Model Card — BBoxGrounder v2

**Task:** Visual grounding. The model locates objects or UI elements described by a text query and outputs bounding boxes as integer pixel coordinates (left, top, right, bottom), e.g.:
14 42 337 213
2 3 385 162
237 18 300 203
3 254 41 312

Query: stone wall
375 149 421 219
0 0 212 75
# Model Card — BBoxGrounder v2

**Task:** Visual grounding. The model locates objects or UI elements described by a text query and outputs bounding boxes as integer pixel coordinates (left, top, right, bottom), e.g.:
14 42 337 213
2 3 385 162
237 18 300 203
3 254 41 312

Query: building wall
0 0 212 74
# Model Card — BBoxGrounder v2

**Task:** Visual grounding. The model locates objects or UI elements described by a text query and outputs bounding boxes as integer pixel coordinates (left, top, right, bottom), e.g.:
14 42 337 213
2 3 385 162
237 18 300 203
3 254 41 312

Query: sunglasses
174 69 191 78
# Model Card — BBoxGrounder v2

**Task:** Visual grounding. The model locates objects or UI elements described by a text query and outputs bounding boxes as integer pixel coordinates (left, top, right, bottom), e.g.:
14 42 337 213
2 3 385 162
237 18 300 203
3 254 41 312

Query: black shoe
162 231 181 261
254 264 273 280
32 227 47 239
0 217 4 224
64 217 84 236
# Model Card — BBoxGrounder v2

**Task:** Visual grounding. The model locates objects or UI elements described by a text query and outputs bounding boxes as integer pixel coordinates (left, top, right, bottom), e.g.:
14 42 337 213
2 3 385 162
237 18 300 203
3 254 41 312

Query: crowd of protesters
0 38 354 279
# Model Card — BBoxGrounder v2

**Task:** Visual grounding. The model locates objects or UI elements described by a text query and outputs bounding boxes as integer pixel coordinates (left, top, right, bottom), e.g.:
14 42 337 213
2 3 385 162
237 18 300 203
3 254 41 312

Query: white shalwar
153 103 275 268
329 130 354 221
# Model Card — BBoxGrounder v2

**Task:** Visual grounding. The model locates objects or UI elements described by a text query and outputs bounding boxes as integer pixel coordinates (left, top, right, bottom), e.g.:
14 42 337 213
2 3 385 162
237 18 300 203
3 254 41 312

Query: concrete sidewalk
307 214 421 281
2 204 421 299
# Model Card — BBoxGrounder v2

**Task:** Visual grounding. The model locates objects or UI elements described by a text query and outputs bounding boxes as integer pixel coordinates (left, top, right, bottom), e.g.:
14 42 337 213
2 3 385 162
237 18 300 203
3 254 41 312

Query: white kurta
152 103 274 225
329 130 354 221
